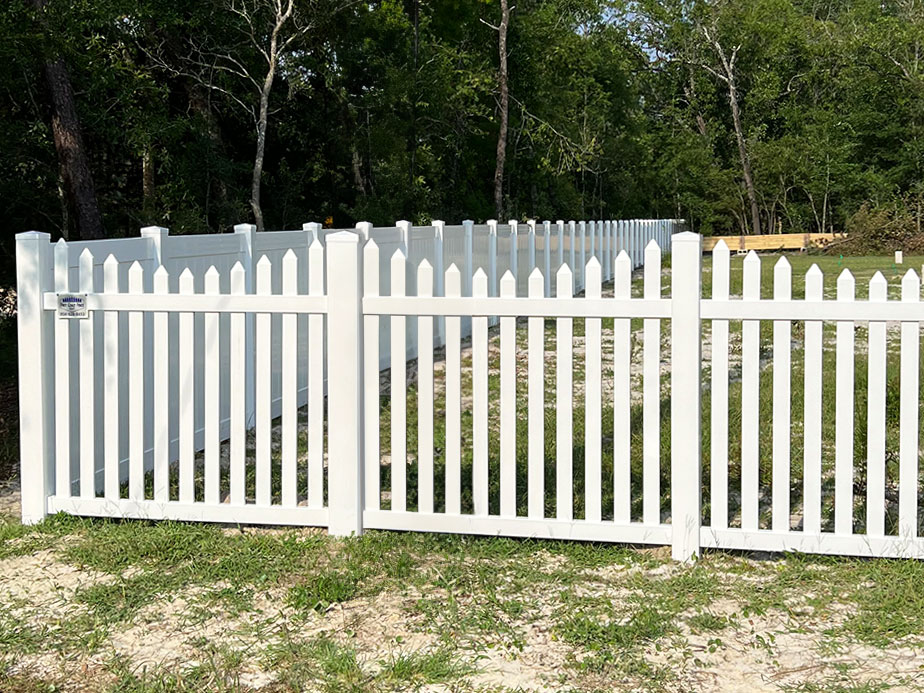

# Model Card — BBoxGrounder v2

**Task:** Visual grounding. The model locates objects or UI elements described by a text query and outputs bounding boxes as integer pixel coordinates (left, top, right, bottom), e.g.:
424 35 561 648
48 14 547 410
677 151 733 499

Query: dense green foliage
1 0 922 261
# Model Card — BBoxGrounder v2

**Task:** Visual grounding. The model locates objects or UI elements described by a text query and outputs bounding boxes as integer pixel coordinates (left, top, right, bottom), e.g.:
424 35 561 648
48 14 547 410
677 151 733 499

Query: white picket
710 241 730 529
179 268 195 504
772 257 791 531
128 261 144 501
613 251 632 523
153 266 170 502
834 270 855 535
390 249 407 512
255 257 272 505
445 264 462 515
866 272 887 536
79 248 95 498
102 255 120 501
473 269 489 515
528 268 545 519
230 262 246 505
579 222 586 290
417 260 434 513
741 251 760 530
499 271 517 517
642 241 661 525
803 264 824 534
556 264 573 521
557 220 565 268
585 259 602 523
54 240 71 498
307 240 325 508
543 221 552 297
281 251 298 507
363 240 381 511
899 270 920 539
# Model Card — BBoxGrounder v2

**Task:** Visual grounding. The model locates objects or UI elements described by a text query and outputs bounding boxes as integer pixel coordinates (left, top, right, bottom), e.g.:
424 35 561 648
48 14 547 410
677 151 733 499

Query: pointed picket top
615 249 631 267
256 254 272 269
55 237 68 253
391 246 406 262
499 269 516 297
363 237 379 268
836 268 855 300
742 252 761 300
585 255 601 271
869 271 888 301
902 268 920 300
805 263 823 301
79 246 94 264
283 248 298 261
528 266 544 296
127 260 144 292
556 263 573 297
179 267 195 293
645 238 660 251
103 254 119 292
205 265 221 294
153 264 169 285
445 262 461 296
473 267 488 296
230 261 245 294
417 258 433 295
713 239 729 255
773 256 792 300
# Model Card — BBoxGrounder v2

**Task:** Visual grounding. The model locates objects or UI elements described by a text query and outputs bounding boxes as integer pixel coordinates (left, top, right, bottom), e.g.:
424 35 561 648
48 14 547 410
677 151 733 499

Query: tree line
1 0 921 266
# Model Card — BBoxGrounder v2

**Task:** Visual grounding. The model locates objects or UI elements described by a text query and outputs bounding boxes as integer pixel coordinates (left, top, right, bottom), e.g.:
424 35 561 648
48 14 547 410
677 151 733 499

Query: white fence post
670 231 702 561
326 231 364 536
141 225 168 267
463 219 474 336
234 223 256 423
508 219 518 287
16 231 53 524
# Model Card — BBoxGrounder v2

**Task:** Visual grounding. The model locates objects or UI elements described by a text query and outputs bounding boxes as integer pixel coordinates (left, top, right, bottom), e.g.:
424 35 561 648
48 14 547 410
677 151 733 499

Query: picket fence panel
28 221 924 562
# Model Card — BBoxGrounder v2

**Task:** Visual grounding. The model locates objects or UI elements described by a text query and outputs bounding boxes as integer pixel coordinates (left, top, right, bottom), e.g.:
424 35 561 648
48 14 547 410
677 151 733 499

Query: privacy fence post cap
327 230 360 244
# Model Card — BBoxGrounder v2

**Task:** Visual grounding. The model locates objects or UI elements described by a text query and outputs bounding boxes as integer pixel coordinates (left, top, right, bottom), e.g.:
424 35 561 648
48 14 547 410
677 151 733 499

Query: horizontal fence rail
17 222 924 562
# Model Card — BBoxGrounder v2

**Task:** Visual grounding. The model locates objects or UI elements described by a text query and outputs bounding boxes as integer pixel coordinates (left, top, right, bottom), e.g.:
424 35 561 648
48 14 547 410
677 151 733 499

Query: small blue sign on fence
56 293 87 319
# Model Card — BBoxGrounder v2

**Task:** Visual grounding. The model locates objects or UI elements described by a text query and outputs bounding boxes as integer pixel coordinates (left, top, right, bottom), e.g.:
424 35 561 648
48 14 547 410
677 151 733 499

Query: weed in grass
267 635 366 693
287 571 359 613
377 648 471 686
686 610 730 633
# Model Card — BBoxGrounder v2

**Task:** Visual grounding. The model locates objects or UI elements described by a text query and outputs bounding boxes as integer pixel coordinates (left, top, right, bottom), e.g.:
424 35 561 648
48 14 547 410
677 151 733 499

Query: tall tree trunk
726 76 760 235
252 80 271 233
31 0 104 239
142 145 155 216
493 0 510 220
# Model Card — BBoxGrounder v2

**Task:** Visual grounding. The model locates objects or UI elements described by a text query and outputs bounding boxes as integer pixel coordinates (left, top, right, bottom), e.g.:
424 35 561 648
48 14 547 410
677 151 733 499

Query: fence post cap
326 230 360 244
233 223 256 234
16 231 50 241
140 225 169 236
672 231 700 242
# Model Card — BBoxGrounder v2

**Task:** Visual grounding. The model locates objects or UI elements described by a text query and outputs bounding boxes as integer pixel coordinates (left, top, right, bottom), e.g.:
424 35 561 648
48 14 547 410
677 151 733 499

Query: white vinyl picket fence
16 221 924 561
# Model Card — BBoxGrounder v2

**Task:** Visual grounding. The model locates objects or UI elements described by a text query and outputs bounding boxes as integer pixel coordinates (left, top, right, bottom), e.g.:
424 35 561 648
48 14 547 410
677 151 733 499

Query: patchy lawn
2 494 924 692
